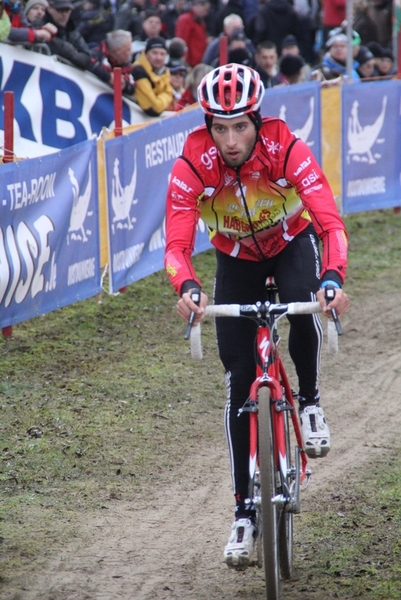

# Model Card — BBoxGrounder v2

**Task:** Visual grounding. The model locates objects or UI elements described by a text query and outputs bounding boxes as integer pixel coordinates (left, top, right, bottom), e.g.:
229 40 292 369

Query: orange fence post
2 91 14 338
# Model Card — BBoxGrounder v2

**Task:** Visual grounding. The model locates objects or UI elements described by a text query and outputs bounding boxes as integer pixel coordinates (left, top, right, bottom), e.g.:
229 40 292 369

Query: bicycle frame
247 308 309 509
189 289 336 599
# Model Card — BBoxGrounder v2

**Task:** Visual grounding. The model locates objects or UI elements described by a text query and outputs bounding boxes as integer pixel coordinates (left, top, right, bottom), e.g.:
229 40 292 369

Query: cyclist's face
211 115 257 168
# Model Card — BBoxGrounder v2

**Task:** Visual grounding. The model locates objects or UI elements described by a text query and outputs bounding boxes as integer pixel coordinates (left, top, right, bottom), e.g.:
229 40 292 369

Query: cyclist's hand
177 290 208 325
316 287 349 317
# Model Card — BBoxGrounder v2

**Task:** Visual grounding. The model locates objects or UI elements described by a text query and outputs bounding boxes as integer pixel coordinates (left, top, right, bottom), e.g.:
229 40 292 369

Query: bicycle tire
279 410 294 580
258 386 280 600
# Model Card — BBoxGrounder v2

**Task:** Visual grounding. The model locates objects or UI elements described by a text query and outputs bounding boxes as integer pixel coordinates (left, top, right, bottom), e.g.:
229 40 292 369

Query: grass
1 208 401 597
297 454 401 599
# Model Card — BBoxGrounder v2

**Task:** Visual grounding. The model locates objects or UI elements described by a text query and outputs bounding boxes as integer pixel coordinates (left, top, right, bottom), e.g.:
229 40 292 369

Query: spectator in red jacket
322 0 346 44
175 0 210 68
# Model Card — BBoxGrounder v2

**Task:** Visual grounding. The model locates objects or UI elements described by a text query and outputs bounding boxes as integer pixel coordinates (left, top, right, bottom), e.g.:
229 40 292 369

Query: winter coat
132 51 174 116
43 12 93 70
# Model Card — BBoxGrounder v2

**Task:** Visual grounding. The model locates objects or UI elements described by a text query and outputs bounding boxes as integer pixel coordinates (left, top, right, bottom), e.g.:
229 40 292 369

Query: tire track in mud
22 293 401 600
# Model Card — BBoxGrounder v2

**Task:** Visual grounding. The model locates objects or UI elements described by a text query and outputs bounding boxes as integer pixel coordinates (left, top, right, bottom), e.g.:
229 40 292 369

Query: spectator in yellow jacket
132 36 174 116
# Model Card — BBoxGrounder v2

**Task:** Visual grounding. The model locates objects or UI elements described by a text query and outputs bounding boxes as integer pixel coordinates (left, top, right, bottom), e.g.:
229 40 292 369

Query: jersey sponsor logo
301 170 319 188
303 183 323 196
201 146 218 170
294 156 312 176
166 263 177 277
261 136 283 155
224 172 235 186
250 171 261 180
172 176 193 194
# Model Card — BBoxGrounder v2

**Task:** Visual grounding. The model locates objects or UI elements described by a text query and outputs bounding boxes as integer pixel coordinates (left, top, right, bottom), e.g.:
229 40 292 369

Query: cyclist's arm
165 156 205 297
284 138 348 286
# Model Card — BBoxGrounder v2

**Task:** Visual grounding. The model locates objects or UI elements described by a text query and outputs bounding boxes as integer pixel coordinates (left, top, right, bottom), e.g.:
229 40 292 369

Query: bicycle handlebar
190 301 339 359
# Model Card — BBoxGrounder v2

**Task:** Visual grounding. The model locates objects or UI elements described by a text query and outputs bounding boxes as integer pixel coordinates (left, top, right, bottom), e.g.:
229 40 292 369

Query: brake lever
324 285 342 336
184 289 201 340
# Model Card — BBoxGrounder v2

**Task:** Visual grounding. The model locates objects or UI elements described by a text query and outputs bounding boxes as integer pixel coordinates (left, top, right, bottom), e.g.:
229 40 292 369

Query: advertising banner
342 80 401 213
0 139 100 328
104 107 210 293
0 44 156 158
261 82 322 164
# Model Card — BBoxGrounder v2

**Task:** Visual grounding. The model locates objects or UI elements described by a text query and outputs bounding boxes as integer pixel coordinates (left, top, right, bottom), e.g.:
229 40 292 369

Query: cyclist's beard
220 134 258 168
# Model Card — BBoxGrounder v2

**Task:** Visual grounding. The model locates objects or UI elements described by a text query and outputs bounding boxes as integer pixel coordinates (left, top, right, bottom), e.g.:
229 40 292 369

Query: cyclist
164 63 349 569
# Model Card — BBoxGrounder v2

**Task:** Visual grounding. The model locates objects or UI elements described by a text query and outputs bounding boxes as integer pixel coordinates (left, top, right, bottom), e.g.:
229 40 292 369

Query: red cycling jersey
165 117 348 295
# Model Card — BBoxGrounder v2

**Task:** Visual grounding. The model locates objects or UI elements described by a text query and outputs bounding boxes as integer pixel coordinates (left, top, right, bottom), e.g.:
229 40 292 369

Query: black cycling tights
214 225 323 516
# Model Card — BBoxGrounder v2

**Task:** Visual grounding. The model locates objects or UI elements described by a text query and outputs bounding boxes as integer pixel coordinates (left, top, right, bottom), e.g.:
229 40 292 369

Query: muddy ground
5 289 399 600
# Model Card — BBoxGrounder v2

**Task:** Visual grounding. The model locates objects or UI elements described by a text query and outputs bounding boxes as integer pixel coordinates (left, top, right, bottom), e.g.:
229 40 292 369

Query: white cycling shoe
223 518 256 570
300 404 331 458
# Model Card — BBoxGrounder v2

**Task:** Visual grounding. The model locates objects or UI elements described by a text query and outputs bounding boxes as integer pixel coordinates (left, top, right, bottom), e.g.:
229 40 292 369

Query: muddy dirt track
14 292 401 600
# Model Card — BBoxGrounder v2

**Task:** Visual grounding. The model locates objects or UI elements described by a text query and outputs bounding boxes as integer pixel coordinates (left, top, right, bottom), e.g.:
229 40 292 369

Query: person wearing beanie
281 34 299 54
5 0 56 43
366 43 397 78
25 0 48 22
319 31 360 79
355 45 376 79
132 35 174 116
377 47 396 77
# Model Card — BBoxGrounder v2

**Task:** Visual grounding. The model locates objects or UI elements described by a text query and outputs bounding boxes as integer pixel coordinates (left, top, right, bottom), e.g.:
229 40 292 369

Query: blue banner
104 108 211 293
342 80 401 213
261 82 322 164
0 139 100 328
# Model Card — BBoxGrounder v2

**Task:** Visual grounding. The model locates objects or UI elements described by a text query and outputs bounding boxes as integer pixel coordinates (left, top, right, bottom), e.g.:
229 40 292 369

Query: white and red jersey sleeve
284 137 348 283
164 155 206 295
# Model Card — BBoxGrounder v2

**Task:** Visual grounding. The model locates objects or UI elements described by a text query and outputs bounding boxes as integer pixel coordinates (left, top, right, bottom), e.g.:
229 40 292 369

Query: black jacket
43 13 93 70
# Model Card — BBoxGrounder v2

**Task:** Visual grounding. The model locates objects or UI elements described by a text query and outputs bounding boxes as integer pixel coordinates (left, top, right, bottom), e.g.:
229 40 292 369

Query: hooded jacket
132 51 173 116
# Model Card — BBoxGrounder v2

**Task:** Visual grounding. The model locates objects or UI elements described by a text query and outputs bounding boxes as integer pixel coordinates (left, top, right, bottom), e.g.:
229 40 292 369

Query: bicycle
187 279 339 600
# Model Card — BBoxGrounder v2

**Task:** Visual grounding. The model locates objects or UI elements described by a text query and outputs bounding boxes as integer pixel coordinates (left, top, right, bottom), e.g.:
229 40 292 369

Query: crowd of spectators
1 0 397 116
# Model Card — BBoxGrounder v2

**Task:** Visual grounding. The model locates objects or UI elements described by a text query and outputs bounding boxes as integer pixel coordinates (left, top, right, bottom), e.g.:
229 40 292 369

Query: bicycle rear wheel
258 387 280 600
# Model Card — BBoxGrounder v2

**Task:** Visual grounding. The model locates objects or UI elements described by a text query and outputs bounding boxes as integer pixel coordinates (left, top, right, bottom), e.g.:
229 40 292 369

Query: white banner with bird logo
0 138 100 328
342 79 401 213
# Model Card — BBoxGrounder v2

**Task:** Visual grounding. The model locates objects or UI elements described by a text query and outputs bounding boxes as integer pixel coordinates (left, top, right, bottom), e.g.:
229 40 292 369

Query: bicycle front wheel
279 410 294 580
258 387 280 600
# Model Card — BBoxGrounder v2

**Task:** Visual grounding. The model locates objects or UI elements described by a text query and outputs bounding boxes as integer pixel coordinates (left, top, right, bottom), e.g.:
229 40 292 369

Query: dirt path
21 292 401 600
